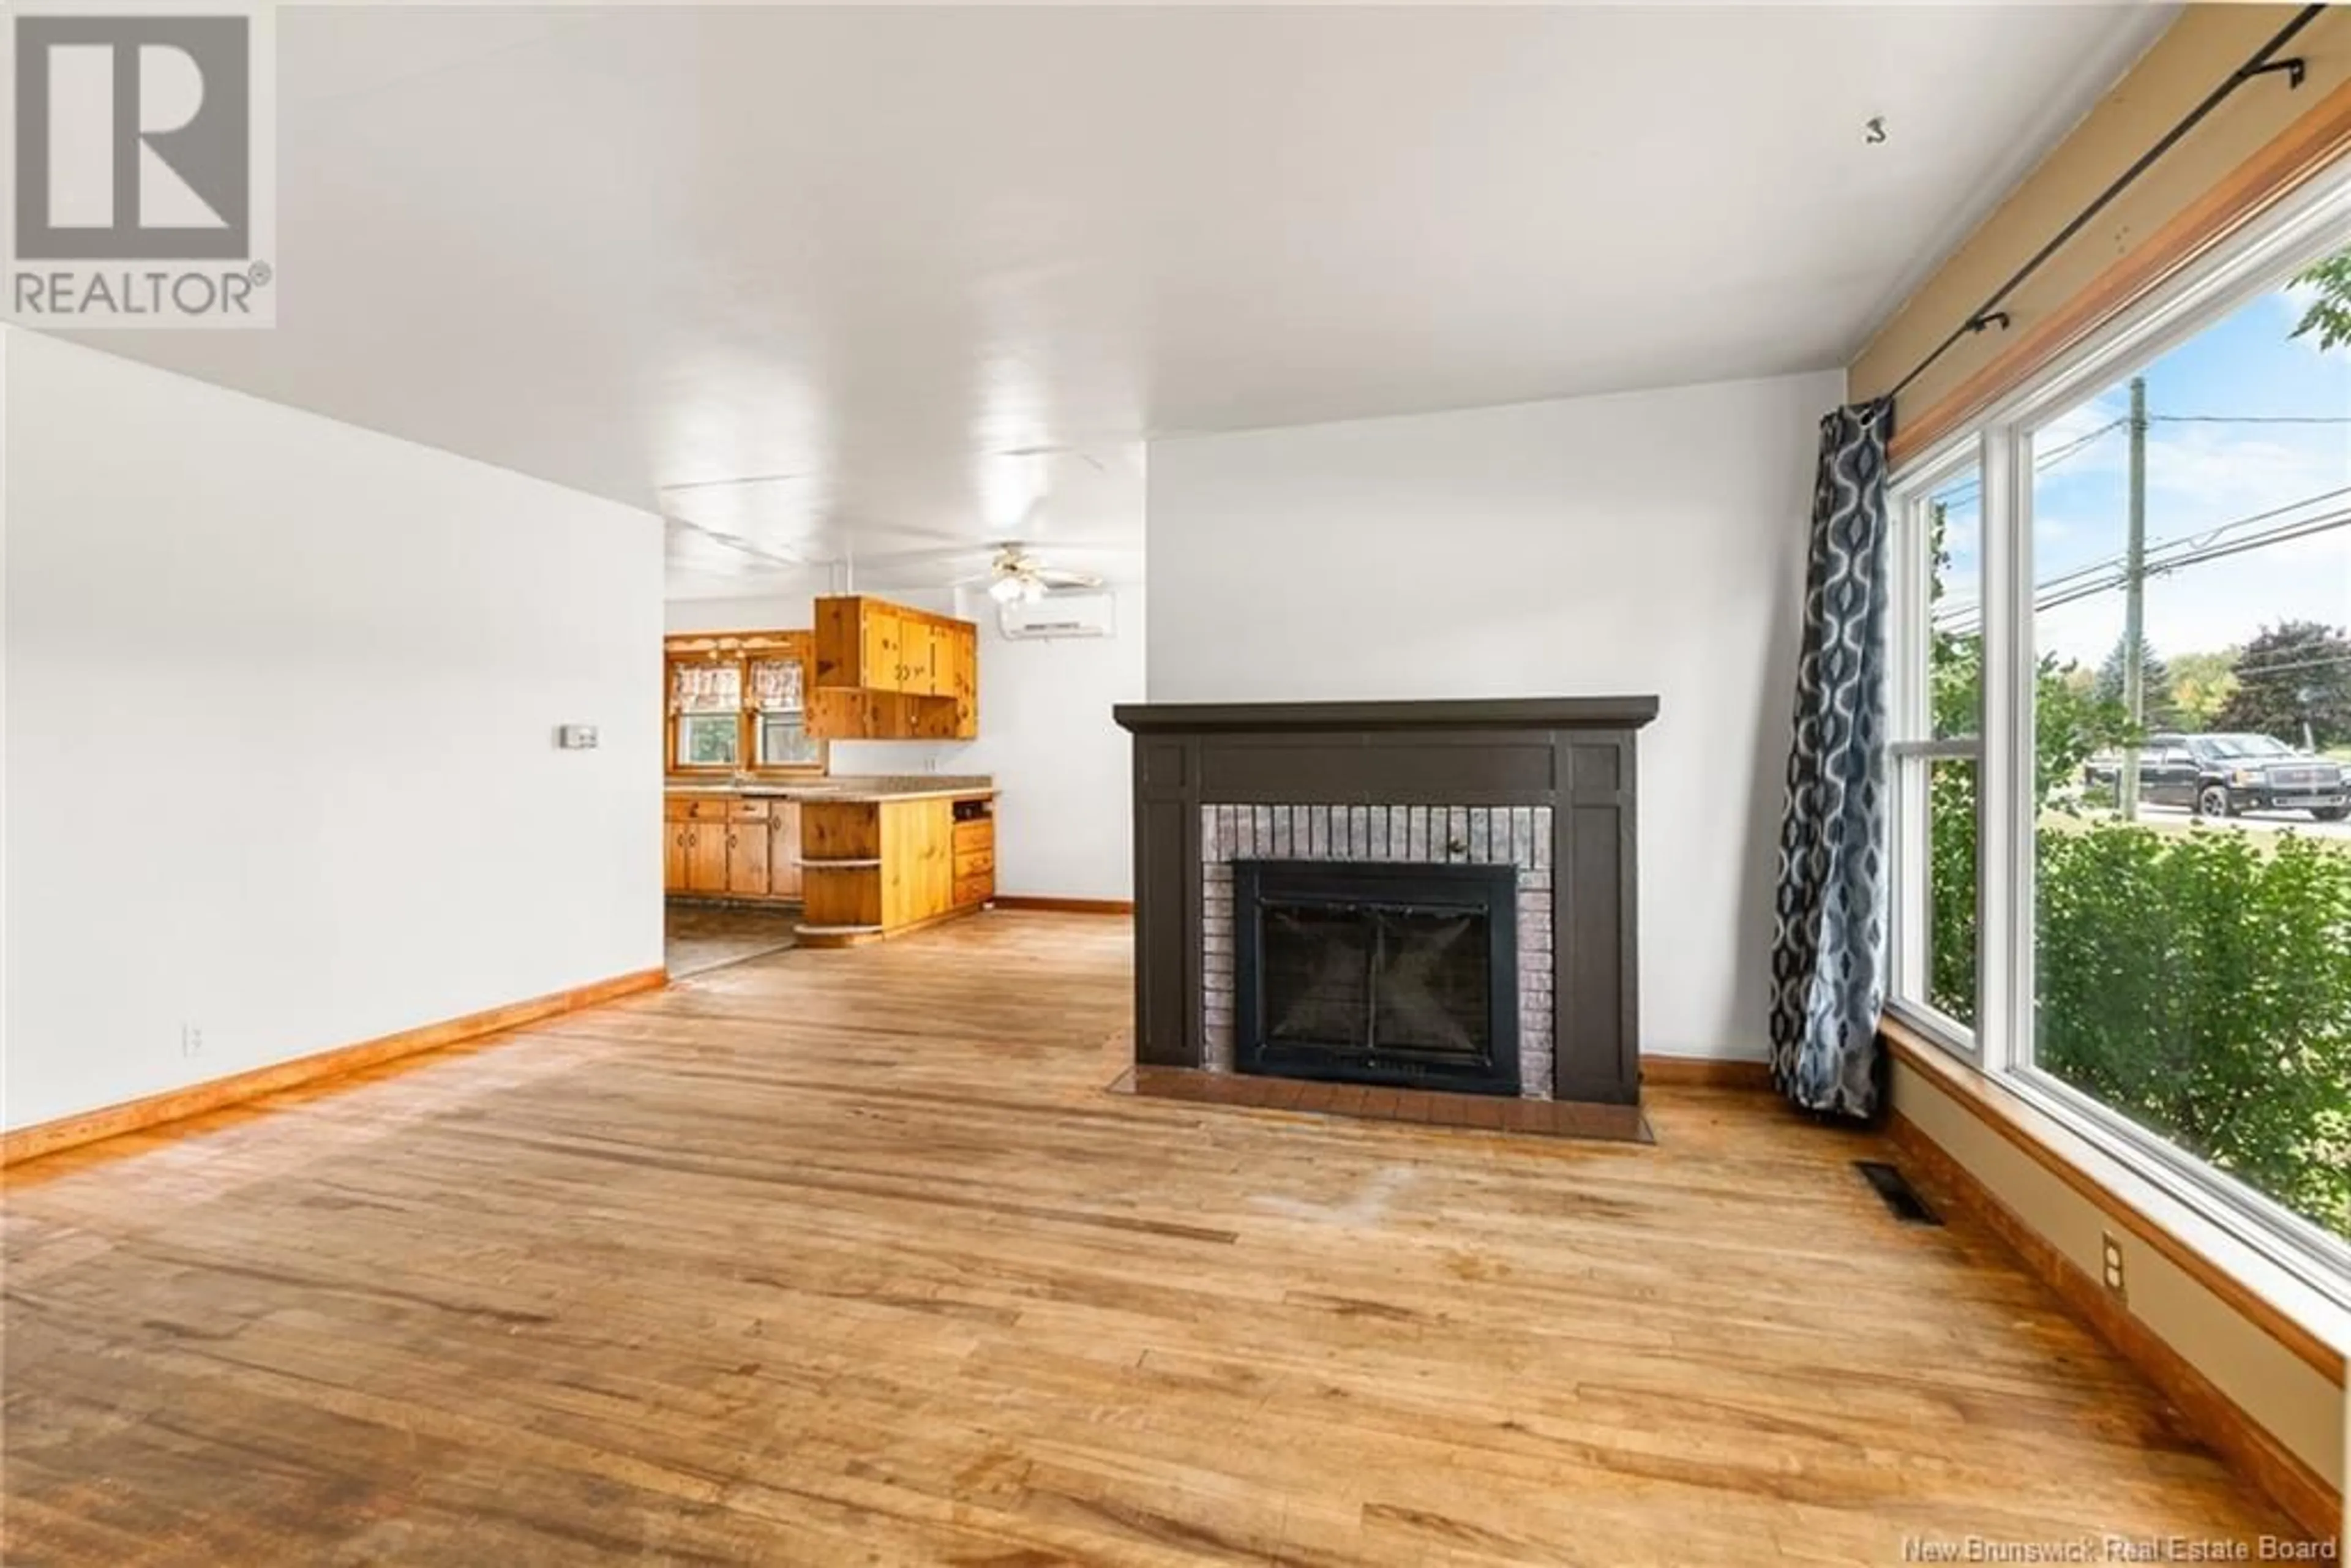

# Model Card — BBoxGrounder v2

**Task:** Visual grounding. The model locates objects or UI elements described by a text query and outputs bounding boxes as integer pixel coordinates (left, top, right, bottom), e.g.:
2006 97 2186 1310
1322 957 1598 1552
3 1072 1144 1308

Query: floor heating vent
1854 1161 1941 1225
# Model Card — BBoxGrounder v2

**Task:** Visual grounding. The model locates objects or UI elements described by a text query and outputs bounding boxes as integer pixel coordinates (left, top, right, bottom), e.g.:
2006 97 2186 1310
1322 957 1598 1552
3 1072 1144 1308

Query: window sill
1881 997 1978 1062
1880 1013 2348 1382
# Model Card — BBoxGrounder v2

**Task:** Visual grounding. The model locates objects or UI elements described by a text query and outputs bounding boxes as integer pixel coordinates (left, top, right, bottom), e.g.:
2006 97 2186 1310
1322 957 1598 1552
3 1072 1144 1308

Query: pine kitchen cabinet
810 596 979 739
796 789 995 947
663 794 803 902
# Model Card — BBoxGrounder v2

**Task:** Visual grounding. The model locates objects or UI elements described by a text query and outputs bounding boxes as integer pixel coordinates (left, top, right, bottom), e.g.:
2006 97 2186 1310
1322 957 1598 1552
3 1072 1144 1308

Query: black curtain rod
1885 3 2328 403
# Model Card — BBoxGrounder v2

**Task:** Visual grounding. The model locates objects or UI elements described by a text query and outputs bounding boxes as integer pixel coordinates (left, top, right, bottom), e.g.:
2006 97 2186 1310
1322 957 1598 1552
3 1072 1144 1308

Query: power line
2161 484 2351 552
1929 418 2129 505
1955 520 2342 628
2041 418 2131 468
1917 386 2349 642
2140 509 2351 576
1930 517 2327 628
2148 414 2351 426
1929 506 2351 634
1930 405 2349 510
1942 484 2351 614
2229 651 2351 680
1998 509 2347 621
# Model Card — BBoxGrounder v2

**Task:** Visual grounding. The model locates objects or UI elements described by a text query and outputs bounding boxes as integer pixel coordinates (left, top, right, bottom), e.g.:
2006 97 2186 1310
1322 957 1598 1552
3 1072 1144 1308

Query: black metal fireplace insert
1233 858 1520 1097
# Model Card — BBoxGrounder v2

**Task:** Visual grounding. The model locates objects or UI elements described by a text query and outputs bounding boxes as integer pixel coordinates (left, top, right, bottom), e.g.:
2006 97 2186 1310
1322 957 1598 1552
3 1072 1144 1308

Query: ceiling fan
967 542 1104 604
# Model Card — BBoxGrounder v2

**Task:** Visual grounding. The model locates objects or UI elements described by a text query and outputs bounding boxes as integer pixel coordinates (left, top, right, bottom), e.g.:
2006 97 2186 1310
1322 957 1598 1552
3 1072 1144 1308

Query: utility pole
2118 375 2148 821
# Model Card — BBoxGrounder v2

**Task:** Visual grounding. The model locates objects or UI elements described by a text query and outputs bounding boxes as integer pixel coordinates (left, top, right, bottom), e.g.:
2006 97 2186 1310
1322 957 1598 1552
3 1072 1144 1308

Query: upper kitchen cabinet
811 596 978 739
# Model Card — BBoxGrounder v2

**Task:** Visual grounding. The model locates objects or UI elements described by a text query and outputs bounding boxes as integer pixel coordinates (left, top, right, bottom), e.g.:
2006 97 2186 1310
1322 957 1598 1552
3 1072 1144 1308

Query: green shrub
1927 763 1978 1028
1930 803 2351 1240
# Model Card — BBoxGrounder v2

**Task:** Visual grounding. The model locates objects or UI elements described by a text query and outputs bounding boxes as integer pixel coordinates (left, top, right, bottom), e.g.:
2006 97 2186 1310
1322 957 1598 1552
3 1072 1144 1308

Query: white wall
954 590 1143 902
664 583 1144 901
1146 371 1842 1059
3 330 666 1131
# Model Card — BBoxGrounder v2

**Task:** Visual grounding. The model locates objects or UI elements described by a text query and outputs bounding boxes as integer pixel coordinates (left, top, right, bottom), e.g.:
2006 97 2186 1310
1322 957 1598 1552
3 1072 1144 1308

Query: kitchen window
671 660 743 770
749 656 821 768
665 635 828 776
679 714 741 767
1884 172 2351 1296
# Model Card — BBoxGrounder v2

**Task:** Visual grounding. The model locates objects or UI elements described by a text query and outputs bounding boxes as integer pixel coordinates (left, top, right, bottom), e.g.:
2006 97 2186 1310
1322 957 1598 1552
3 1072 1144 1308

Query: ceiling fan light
988 574 1027 604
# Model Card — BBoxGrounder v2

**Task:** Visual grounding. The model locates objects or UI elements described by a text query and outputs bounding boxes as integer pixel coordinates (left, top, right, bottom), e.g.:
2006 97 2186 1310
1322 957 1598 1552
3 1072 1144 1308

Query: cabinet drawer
953 872 994 908
680 797 733 822
953 846 994 879
951 819 994 852
730 798 772 820
664 796 695 821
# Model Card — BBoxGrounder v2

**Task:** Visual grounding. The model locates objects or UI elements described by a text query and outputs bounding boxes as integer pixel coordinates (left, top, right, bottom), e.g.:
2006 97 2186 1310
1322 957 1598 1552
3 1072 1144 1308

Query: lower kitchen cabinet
665 794 804 904
796 792 994 946
726 816 770 897
951 809 994 909
688 821 730 895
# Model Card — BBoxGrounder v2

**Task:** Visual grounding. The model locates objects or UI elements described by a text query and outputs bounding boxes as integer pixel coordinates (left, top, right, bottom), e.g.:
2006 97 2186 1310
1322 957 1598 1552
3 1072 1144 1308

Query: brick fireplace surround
1111 697 1657 1138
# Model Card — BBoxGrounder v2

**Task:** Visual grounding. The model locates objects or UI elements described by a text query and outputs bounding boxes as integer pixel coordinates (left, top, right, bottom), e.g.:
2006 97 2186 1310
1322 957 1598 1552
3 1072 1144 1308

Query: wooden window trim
664 629 829 780
1891 74 2351 469
1882 1016 2347 1384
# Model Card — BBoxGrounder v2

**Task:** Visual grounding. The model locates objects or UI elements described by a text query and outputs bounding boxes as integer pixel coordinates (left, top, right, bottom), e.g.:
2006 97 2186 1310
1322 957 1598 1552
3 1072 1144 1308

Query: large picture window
1886 177 2351 1291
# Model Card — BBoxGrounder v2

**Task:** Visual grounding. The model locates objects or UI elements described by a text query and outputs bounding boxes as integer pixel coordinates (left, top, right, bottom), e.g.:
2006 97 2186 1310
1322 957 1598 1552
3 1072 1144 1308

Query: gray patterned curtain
1770 399 1894 1118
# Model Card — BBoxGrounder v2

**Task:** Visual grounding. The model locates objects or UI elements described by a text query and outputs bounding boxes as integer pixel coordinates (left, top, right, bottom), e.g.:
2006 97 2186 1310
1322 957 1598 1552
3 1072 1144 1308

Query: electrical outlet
180 1024 204 1058
2101 1231 2127 1299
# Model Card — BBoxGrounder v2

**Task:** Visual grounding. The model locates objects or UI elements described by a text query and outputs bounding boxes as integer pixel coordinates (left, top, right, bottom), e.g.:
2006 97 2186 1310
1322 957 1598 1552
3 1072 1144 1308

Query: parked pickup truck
2083 733 2348 820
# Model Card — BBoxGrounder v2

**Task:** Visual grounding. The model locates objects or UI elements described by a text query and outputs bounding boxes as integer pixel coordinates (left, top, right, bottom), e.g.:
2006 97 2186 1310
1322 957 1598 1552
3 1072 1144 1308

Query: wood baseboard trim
1888 1111 2342 1541
989 896 1134 915
1641 1055 1772 1091
0 967 669 1171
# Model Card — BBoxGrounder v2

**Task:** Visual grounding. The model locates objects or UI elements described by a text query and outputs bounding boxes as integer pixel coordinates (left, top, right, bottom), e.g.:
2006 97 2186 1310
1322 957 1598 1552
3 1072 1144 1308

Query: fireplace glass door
1236 860 1519 1095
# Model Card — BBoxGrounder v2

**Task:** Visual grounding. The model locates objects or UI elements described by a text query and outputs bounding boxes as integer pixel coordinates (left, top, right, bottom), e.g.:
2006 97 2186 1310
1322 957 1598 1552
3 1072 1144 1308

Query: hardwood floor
2 913 2295 1564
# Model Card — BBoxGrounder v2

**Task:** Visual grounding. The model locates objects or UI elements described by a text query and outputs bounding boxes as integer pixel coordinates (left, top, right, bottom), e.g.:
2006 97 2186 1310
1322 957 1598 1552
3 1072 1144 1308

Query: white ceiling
63 4 2174 599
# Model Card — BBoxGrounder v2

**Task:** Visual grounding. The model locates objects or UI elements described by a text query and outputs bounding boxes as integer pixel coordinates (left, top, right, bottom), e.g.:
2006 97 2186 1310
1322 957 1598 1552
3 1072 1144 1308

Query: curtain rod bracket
1968 310 2011 335
2240 57 2306 91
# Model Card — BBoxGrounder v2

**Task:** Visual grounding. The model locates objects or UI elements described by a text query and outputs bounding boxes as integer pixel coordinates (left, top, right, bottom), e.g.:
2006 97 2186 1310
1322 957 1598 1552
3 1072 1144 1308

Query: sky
1929 267 2350 674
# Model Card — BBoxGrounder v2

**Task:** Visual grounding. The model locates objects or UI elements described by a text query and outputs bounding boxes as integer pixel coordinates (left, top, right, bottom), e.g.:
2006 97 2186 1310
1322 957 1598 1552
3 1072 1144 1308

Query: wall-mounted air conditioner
998 588 1116 640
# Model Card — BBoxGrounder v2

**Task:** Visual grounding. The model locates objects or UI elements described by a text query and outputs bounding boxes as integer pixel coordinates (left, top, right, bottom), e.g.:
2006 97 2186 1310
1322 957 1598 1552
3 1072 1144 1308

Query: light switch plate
557 724 600 750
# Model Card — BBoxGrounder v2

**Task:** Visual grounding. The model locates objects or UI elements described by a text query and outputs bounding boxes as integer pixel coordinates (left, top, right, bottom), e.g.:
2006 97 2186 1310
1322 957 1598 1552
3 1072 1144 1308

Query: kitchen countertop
665 775 995 804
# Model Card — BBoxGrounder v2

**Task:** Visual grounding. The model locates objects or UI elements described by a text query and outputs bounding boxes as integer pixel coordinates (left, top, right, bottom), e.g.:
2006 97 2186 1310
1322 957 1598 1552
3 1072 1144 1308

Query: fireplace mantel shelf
1113 696 1659 734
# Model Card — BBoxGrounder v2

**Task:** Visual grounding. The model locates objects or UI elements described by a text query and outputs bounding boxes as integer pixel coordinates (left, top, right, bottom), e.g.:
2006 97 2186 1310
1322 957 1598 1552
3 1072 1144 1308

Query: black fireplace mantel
1112 696 1659 735
1113 695 1658 1108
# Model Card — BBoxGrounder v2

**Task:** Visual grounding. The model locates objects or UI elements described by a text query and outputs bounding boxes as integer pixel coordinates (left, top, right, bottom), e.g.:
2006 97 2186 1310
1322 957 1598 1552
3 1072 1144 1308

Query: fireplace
1113 697 1658 1117
1236 860 1520 1095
